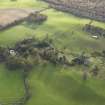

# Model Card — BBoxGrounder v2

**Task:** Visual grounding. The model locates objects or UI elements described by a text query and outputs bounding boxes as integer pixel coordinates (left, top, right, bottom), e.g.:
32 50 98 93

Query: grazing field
0 0 105 105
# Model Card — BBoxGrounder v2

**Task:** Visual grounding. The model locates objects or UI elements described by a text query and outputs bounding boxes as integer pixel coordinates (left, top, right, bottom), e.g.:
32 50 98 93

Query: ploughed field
0 0 105 105
42 0 105 21
0 8 37 30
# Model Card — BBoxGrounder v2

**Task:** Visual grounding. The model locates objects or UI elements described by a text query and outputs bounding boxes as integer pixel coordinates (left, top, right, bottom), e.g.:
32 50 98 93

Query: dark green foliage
0 37 70 71
0 46 9 62
83 70 88 80
102 50 105 57
84 24 105 37
91 66 99 77
27 13 47 24
5 56 34 70
91 51 102 57
71 53 89 66
6 56 25 70
91 50 105 58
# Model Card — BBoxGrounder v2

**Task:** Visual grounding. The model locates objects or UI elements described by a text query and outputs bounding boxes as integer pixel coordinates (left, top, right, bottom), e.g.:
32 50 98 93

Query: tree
5 55 34 71
91 65 99 77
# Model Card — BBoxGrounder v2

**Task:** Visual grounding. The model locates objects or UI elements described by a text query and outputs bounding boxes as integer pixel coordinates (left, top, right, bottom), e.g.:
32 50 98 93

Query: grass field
0 0 105 105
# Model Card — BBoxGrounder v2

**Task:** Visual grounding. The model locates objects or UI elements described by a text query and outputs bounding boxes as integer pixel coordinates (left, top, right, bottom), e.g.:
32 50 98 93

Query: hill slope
0 0 105 105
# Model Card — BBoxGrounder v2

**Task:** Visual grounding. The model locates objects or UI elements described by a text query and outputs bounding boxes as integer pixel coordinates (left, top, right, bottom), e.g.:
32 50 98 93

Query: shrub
6 56 33 71
0 46 9 62
27 13 47 23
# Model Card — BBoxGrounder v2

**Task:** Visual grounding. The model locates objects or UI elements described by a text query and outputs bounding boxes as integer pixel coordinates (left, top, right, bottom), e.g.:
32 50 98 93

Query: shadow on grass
22 21 45 30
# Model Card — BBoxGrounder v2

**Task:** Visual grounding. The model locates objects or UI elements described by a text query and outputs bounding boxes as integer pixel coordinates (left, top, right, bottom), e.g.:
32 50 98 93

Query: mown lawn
0 0 105 105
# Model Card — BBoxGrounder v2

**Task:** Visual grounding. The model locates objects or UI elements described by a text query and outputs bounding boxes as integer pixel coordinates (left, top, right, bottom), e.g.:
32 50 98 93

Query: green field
0 0 105 105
